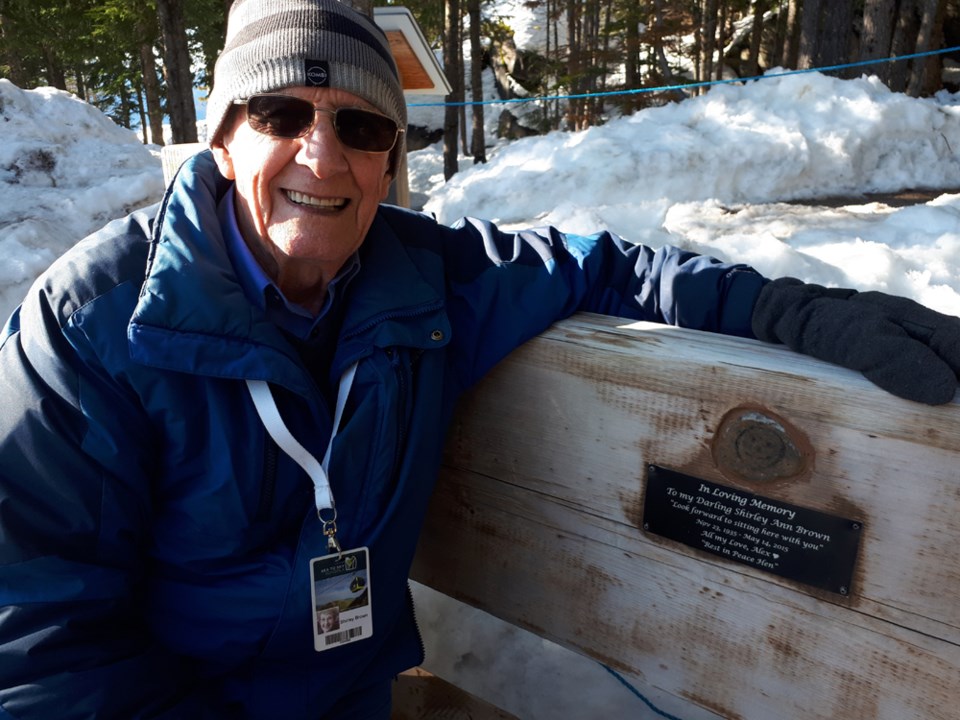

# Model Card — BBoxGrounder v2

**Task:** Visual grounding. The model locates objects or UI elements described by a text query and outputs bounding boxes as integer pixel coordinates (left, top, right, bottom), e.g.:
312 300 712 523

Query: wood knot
711 406 813 484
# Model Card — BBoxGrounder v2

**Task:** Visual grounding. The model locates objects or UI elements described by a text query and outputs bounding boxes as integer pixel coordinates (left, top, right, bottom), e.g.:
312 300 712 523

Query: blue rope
600 664 687 720
408 43 960 108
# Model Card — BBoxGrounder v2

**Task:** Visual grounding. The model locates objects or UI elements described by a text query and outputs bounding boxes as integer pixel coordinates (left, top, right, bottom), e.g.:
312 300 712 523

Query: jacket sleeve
0 251 216 718
437 217 768 386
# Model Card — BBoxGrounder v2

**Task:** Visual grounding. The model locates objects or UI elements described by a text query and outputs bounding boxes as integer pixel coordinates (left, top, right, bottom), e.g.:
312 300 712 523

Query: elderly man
1 0 958 718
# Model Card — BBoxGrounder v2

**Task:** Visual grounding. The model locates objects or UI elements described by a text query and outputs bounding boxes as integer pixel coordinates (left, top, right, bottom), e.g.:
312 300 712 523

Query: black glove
752 277 960 405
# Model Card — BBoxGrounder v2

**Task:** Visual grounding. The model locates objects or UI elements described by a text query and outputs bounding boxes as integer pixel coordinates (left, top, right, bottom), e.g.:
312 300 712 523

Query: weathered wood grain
412 312 960 720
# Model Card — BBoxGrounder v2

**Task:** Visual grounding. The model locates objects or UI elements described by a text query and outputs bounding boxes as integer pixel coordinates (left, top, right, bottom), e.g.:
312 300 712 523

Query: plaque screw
839 586 848 595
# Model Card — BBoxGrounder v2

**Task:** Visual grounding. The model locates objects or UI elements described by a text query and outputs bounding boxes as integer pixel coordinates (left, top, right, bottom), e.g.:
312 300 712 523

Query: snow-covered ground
411 70 960 318
2 68 960 718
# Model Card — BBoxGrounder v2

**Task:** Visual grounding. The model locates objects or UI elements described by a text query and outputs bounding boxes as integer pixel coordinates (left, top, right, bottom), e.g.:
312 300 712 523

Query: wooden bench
404 312 960 719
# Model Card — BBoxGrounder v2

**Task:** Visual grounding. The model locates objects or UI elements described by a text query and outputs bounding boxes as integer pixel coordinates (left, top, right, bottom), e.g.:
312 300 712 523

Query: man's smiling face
211 85 394 298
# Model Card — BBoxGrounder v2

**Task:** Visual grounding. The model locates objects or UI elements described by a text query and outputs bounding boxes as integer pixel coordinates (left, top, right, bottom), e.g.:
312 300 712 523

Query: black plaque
643 465 862 595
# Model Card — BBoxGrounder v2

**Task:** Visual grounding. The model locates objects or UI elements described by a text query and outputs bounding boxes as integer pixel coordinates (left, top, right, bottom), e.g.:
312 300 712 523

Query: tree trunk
748 0 768 77
797 0 823 68
819 0 856 73
73 66 87 101
119 85 132 129
468 0 485 164
582 0 600 124
542 0 553 129
595 0 612 121
772 0 786 68
715 0 729 80
583 0 594 123
651 0 674 85
624 0 640 91
140 43 166 146
157 0 198 143
458 11 467 155
42 43 67 90
861 0 897 84
0 12 27 87
566 0 584 128
782 0 802 67
443 0 460 180
700 0 719 92
907 0 946 96
889 0 920 92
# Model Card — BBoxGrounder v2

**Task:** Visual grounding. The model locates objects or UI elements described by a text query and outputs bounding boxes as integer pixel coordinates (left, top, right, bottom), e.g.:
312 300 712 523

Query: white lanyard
246 361 358 552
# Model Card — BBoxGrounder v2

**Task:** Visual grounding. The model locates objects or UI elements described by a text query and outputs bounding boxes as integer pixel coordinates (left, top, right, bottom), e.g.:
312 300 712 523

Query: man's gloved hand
751 277 960 405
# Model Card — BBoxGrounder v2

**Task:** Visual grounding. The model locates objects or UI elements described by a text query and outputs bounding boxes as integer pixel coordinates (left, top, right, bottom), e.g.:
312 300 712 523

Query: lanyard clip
319 507 341 556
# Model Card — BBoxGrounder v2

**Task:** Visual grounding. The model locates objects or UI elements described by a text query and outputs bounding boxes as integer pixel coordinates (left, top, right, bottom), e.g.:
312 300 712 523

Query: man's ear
379 149 399 200
378 168 394 202
210 137 236 180
209 110 238 180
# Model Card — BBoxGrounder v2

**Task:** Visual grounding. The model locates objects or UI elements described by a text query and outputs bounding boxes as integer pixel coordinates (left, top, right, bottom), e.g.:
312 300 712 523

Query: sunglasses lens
246 95 315 138
335 108 399 153
243 96 399 152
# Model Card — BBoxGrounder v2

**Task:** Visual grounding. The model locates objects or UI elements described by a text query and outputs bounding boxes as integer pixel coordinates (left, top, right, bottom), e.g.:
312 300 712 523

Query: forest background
2 0 960 182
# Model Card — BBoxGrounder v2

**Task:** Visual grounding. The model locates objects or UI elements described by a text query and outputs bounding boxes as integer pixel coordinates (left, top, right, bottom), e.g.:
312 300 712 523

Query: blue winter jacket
0 151 766 718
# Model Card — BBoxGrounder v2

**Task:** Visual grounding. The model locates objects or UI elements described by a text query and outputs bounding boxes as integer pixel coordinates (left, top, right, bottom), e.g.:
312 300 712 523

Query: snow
413 71 960 316
0 80 164 316
2 68 960 718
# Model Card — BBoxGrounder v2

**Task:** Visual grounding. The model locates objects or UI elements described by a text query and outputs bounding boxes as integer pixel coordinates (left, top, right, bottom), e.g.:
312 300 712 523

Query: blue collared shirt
218 186 359 341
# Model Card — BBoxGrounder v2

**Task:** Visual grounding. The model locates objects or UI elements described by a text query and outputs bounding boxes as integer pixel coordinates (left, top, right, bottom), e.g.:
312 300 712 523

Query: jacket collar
334 211 450 370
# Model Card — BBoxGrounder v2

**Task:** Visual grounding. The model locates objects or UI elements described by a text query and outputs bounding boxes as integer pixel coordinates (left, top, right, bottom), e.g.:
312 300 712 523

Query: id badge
309 546 373 652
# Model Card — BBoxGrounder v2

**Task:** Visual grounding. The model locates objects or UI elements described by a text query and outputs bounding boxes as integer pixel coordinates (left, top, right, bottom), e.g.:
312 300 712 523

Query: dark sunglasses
234 94 402 153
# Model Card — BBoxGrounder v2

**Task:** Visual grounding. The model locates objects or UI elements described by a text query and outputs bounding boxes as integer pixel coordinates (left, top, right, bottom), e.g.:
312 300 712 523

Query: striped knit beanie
206 0 406 145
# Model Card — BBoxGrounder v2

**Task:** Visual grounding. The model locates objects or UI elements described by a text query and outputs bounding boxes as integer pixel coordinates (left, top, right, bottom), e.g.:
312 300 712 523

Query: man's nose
297 114 350 175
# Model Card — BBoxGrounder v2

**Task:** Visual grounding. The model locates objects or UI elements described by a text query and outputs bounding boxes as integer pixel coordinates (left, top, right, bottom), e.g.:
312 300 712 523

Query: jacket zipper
387 347 425 485
341 303 440 485
385 348 408 483
256 437 279 521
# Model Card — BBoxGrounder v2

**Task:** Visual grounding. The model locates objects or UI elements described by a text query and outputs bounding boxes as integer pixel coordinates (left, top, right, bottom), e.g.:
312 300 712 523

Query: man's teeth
286 190 346 209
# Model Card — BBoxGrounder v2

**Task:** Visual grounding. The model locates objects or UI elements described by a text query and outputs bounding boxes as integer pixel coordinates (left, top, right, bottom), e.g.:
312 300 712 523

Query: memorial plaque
643 465 862 594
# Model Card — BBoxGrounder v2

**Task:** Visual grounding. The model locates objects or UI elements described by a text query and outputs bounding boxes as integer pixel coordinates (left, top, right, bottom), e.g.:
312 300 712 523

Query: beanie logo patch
304 60 330 87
